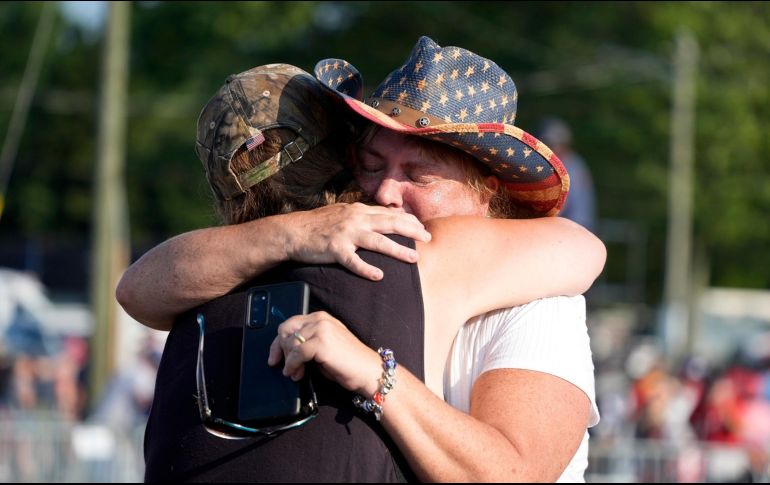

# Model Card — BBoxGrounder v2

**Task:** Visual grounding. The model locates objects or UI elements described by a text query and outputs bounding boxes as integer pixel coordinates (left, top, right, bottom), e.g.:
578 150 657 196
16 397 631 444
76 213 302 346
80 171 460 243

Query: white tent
0 268 93 353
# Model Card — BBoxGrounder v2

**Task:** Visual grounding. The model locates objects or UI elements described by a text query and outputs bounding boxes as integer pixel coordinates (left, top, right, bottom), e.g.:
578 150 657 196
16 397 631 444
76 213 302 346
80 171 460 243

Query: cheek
407 184 479 219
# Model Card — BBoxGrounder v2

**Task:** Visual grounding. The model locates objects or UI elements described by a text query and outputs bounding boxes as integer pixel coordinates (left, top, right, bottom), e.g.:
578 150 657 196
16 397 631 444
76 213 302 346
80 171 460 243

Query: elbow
587 231 607 283
115 270 172 331
115 271 144 323
573 232 606 295
115 272 134 314
558 217 607 294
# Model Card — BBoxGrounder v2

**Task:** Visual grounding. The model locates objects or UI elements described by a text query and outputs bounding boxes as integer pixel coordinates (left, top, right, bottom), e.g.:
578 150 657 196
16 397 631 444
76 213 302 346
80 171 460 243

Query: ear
484 175 500 192
479 175 500 212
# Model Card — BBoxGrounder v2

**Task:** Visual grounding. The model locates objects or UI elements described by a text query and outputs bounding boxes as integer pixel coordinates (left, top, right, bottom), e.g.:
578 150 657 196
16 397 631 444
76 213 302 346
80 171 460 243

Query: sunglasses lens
196 312 318 440
202 419 257 440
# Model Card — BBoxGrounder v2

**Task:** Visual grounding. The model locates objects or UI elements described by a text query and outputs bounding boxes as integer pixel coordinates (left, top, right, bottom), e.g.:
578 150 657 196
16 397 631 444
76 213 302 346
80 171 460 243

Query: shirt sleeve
481 296 600 427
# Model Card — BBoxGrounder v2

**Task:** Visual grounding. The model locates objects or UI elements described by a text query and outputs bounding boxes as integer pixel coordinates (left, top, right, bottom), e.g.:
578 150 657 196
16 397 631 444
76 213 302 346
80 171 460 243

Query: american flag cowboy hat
314 36 570 217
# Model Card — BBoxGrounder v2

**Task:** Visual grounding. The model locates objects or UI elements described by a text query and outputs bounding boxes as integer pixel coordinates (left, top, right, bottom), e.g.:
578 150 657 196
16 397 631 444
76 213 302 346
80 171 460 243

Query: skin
116 203 432 330
355 129 494 220
117 128 604 481
267 129 598 481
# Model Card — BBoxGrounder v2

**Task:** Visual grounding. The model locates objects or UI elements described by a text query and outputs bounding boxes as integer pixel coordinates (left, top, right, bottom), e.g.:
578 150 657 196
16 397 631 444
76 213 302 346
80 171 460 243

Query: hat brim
315 64 569 217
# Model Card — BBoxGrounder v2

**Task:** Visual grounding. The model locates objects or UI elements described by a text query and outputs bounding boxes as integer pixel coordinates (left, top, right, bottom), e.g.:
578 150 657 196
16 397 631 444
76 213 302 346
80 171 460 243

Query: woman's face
354 129 490 222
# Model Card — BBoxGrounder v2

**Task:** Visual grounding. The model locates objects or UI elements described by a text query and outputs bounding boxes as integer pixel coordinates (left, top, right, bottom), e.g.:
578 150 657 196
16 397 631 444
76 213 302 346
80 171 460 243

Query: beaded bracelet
352 347 397 421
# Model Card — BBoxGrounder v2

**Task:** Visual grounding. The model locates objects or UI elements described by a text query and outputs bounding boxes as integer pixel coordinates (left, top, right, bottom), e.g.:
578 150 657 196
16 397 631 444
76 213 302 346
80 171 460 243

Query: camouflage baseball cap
195 63 338 201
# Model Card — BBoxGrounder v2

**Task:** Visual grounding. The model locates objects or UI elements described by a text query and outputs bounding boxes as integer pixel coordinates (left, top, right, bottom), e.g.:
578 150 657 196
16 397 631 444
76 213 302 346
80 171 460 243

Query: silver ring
292 331 306 344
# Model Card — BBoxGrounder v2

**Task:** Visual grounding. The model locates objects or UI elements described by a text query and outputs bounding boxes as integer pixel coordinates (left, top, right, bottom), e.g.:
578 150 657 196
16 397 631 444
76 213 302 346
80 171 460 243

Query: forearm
117 204 431 331
420 216 606 318
116 215 290 330
274 311 587 482
378 369 538 482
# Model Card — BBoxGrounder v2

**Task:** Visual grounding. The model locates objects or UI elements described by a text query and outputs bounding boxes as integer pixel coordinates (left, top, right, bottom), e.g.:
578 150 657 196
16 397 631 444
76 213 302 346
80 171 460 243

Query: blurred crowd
590 313 770 482
0 268 160 430
3 266 770 483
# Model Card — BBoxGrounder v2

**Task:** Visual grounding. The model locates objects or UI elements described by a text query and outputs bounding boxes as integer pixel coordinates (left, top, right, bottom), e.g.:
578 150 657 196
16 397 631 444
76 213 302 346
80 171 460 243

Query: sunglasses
195 313 318 439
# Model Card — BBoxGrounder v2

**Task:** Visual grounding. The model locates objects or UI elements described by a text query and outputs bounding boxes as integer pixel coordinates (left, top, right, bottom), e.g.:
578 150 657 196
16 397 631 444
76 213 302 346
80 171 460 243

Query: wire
0 2 56 221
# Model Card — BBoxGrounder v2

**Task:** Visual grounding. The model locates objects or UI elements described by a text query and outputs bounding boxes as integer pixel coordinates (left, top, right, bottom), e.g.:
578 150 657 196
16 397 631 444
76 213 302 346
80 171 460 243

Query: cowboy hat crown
315 36 570 217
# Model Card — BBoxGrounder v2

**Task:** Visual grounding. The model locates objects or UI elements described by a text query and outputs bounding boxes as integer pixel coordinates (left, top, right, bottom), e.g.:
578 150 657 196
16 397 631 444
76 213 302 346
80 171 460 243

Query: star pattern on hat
313 37 569 216
361 38 522 135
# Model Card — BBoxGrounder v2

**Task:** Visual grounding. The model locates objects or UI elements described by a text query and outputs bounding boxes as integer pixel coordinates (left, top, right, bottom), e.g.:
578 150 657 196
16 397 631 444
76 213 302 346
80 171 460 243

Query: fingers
288 203 431 280
270 314 322 381
357 232 419 264
338 251 384 281
364 209 432 243
335 203 432 242
283 340 313 381
269 311 380 393
267 336 283 367
386 213 432 243
268 314 305 368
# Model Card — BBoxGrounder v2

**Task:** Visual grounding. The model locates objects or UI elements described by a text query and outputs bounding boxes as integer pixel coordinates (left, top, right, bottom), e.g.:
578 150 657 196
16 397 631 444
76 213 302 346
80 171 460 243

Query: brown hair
215 129 360 225
356 125 534 219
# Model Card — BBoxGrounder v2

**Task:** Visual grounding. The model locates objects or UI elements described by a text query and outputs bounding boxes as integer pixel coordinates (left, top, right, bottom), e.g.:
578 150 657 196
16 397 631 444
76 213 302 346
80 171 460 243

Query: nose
373 177 404 210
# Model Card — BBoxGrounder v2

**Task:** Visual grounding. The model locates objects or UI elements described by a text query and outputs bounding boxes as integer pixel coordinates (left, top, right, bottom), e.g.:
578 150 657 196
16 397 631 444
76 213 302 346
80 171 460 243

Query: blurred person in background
53 336 89 421
693 351 770 481
537 117 597 232
91 335 160 433
7 317 53 412
119 38 608 479
0 344 11 409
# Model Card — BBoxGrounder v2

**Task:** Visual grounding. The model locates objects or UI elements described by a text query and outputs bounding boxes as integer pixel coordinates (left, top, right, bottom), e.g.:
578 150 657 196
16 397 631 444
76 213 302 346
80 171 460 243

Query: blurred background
1 1 769 482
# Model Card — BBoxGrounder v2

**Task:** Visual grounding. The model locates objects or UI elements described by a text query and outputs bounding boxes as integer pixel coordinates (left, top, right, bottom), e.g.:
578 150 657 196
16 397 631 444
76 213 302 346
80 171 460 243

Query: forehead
362 129 465 170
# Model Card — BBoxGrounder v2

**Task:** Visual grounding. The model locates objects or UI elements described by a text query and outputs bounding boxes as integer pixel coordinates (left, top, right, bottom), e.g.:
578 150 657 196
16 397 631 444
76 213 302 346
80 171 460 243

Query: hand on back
283 202 431 281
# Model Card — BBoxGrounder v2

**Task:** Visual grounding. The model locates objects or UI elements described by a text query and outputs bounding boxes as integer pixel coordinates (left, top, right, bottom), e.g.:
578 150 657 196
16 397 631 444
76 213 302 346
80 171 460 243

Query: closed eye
408 173 437 186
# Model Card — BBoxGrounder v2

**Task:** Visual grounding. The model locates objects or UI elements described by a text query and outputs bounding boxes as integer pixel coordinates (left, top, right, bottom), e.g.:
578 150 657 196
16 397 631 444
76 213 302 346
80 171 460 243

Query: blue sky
59 1 107 32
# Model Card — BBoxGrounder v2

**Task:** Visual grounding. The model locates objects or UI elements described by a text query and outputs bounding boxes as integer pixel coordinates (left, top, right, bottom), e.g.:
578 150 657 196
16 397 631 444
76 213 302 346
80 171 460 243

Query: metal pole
0 2 56 220
89 1 132 406
662 30 698 360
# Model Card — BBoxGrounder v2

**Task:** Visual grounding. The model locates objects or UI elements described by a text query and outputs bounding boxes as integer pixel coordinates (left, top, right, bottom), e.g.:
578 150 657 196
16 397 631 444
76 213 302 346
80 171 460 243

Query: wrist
237 215 292 279
357 349 388 396
273 212 299 262
353 348 398 421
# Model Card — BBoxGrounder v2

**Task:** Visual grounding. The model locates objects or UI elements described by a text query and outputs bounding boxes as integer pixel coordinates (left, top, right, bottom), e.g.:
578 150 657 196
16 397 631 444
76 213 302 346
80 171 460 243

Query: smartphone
238 281 316 425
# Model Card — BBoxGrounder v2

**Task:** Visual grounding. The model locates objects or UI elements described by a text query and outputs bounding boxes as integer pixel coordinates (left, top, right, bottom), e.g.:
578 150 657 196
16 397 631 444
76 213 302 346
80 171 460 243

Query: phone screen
238 281 311 423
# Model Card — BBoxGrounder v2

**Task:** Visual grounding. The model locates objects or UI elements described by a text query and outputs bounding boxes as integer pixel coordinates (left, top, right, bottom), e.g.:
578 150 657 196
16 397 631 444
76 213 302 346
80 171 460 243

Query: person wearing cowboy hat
122 38 603 482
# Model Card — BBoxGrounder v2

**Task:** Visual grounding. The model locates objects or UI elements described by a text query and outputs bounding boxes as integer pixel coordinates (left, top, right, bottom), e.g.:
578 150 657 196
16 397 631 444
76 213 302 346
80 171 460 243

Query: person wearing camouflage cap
121 39 604 482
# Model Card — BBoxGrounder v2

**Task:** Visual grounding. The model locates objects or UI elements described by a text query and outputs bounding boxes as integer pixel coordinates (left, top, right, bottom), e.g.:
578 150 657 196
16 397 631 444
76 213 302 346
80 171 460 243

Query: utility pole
662 30 699 361
89 1 132 405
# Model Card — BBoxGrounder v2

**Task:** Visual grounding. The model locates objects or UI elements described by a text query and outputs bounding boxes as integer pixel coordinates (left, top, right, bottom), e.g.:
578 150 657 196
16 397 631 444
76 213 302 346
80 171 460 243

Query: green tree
2 1 768 303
